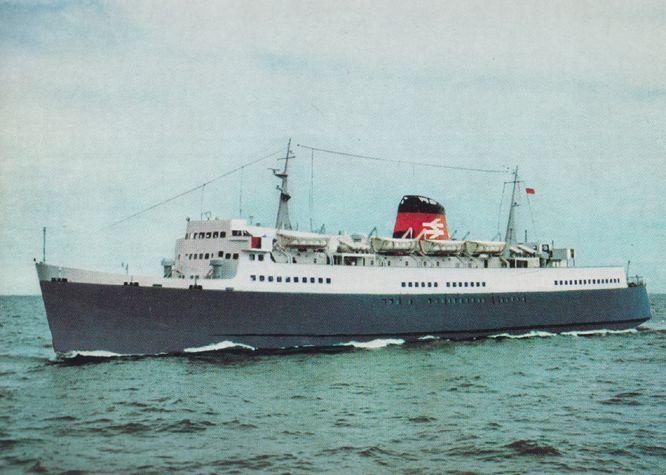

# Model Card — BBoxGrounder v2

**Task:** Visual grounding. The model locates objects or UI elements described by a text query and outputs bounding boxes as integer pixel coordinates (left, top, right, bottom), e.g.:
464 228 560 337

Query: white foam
561 328 638 337
338 338 405 349
418 335 439 340
183 340 256 353
62 350 124 358
490 331 556 339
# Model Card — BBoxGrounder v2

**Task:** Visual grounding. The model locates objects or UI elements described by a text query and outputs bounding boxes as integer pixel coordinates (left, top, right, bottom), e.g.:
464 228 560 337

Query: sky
1 0 665 294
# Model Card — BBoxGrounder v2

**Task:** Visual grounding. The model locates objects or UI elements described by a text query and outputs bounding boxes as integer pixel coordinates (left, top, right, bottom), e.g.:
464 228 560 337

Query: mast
274 139 294 230
504 166 520 244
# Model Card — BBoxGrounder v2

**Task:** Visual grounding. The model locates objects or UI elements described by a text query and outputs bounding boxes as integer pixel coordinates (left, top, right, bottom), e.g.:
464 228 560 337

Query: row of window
382 295 527 305
185 230 248 240
251 275 332 284
555 278 620 286
402 281 439 288
400 281 487 289
186 252 239 260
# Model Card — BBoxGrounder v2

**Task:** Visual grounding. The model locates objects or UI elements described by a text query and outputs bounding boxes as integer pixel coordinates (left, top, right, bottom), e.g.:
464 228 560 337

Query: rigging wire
309 149 314 232
100 148 285 230
526 193 538 240
296 144 509 174
496 182 508 238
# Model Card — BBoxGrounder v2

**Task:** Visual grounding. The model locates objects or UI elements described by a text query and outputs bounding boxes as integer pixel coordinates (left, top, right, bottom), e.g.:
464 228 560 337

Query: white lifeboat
464 240 506 256
277 231 329 250
419 239 465 256
371 237 418 254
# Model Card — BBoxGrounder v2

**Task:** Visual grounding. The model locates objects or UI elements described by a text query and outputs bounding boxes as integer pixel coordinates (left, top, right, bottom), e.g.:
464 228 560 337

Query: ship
36 141 652 355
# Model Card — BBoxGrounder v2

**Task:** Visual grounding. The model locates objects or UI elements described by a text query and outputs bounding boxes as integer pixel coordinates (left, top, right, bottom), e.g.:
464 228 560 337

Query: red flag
525 187 536 195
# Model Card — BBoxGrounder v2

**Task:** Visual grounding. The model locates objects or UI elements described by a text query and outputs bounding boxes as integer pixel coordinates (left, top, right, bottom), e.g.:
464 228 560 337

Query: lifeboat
464 240 506 256
371 237 418 254
419 239 465 256
277 231 329 250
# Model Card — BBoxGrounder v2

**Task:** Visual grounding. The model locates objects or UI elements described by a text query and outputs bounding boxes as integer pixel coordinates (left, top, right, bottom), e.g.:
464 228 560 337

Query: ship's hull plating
39 281 651 354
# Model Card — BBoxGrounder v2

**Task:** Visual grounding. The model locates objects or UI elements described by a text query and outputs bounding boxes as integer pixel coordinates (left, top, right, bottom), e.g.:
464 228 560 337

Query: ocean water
1 295 665 474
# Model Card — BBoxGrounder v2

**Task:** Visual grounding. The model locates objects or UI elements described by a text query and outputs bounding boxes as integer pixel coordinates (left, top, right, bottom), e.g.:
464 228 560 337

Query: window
408 282 413 287
192 234 197 240
185 233 190 239
225 253 231 259
446 282 451 287
259 275 265 282
310 277 315 283
213 232 219 238
268 276 274 282
401 282 406 287
554 280 558 285
277 276 282 282
199 253 204 259
251 275 256 281
326 278 331 284
206 232 212 238
482 282 486 287
233 253 239 260
318 278 323 284
220 232 226 238
193 254 198 260
205 253 210 259
427 282 432 287
250 254 255 261
294 277 299 283
464 282 469 287
286 277 291 283
452 282 457 287
421 282 425 287
458 282 463 287
302 277 307 283
476 282 481 287
198 232 204 239
218 251 223 257
232 230 242 236
258 254 264 262
434 282 438 288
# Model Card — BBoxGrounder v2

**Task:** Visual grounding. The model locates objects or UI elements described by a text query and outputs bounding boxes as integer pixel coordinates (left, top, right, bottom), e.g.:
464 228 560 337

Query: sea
1 295 664 474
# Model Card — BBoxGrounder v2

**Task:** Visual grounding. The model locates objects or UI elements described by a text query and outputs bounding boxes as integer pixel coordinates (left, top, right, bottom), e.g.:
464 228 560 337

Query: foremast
274 139 295 230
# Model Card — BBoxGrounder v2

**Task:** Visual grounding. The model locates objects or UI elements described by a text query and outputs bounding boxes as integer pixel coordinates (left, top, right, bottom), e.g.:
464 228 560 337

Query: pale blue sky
1 0 665 294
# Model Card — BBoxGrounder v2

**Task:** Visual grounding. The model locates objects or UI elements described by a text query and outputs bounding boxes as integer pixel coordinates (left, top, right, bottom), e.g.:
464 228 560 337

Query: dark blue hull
39 281 652 354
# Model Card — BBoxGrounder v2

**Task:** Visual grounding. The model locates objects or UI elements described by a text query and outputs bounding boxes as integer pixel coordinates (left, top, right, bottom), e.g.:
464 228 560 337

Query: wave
337 338 405 349
561 329 638 337
61 350 124 358
418 335 439 341
490 331 555 340
183 341 256 353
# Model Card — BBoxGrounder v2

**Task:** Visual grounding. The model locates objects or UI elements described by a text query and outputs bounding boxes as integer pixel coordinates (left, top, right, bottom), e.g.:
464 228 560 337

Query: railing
627 275 646 287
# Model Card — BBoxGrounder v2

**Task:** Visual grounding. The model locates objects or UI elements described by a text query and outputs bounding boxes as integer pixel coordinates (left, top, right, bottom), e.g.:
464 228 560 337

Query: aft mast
274 139 294 230
504 166 520 245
